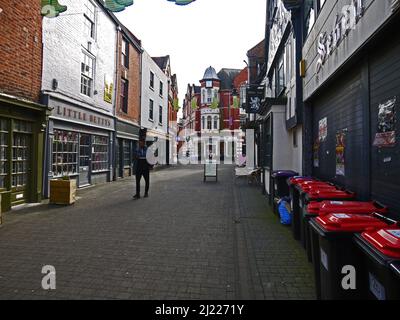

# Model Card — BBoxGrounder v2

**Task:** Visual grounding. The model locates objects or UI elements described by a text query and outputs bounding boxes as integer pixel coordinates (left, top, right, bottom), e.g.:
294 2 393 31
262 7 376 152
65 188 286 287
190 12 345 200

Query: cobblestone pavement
0 165 315 300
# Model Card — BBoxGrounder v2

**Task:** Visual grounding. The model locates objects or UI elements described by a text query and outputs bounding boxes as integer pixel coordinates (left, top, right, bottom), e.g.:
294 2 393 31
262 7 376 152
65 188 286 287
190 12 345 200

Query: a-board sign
204 161 218 182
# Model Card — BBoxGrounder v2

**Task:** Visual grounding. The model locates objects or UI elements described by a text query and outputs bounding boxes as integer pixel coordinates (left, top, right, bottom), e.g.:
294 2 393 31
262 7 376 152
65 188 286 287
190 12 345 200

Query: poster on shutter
313 139 320 168
319 117 328 142
336 129 347 176
373 97 397 148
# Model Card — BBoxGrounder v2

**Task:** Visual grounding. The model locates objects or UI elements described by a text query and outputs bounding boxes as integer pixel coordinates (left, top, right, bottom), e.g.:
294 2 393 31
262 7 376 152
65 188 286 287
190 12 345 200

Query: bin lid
288 177 314 186
315 213 389 233
390 261 400 279
271 170 299 178
297 181 334 192
319 201 388 216
302 184 338 193
361 228 400 259
307 190 356 201
307 202 322 215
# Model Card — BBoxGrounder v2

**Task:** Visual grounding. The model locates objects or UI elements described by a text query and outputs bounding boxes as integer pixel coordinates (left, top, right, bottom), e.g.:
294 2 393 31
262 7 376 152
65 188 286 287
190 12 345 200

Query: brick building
114 25 143 179
0 0 50 211
180 66 245 161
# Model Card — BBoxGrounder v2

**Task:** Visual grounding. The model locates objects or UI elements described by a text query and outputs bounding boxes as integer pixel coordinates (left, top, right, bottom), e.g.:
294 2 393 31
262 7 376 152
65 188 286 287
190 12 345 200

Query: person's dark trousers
135 159 150 196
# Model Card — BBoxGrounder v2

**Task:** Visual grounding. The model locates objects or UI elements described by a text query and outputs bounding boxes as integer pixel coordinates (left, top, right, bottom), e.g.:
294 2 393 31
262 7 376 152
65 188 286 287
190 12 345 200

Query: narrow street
0 165 315 300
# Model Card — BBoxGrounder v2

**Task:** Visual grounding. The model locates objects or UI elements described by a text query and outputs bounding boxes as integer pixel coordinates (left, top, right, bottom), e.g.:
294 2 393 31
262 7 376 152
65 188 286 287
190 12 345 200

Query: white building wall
140 50 169 137
42 0 117 115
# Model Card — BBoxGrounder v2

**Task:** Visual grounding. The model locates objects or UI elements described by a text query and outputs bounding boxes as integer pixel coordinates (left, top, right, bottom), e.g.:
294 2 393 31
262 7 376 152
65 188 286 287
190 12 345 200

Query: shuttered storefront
311 64 367 196
369 32 400 215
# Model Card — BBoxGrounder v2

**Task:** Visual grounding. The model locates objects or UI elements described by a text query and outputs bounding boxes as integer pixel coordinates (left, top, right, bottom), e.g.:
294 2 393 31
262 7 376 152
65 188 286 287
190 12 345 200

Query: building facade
140 51 169 164
302 0 400 217
258 0 305 196
114 25 143 180
42 0 117 192
0 0 51 211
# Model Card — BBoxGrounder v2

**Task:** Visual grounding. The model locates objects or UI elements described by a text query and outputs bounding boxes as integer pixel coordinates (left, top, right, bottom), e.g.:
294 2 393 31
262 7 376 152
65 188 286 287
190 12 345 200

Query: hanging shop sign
246 87 264 114
318 117 328 142
316 0 365 73
336 129 347 176
104 75 114 104
373 97 397 148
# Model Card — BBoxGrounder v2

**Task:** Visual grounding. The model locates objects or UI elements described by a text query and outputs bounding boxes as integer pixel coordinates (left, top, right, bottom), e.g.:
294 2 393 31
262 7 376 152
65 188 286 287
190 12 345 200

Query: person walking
133 139 150 199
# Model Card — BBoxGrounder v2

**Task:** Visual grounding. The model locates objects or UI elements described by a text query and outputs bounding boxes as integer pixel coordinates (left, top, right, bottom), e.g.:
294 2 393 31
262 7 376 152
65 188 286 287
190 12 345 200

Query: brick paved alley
0 165 315 300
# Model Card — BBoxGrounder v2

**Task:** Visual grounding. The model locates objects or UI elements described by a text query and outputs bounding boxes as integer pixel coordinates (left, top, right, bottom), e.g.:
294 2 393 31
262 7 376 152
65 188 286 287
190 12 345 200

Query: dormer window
206 80 212 88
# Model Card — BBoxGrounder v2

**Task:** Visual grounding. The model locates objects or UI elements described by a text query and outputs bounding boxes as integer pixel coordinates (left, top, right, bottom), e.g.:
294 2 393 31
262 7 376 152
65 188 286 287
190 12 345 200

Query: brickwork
0 0 42 102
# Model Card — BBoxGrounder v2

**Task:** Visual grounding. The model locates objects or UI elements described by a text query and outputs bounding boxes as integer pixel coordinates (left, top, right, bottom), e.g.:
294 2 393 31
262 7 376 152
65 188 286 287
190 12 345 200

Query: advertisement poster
336 129 347 176
313 140 320 168
319 117 328 142
373 97 397 148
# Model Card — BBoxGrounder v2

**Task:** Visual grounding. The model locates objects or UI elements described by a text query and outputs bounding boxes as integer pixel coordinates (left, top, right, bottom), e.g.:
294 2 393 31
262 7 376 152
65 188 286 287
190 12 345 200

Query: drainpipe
112 25 121 181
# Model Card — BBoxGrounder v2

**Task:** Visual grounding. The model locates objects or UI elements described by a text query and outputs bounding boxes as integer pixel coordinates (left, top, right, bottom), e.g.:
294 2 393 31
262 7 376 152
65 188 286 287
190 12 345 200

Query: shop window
0 119 8 189
92 135 109 172
52 130 79 177
123 140 131 167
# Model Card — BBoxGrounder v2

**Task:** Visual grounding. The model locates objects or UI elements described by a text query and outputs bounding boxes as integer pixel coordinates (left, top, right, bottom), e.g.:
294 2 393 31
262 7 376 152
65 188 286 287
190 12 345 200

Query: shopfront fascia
302 0 400 209
45 95 115 194
0 94 51 211
115 119 140 179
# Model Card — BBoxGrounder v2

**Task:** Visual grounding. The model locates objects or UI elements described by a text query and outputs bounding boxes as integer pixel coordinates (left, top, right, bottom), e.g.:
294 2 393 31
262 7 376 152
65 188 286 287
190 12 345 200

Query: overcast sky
115 0 266 116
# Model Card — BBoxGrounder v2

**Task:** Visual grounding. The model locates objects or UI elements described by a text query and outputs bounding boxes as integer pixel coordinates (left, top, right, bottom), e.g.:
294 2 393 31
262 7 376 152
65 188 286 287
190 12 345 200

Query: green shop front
0 94 50 212
44 95 115 197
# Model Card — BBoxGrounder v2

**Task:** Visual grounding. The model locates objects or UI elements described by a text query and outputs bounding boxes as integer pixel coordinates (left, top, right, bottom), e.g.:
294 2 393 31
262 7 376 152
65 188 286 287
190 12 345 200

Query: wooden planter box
50 179 77 205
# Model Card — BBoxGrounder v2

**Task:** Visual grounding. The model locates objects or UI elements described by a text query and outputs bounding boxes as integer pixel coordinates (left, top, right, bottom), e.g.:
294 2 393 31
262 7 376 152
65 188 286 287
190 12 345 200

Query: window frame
150 71 154 89
149 99 154 121
80 51 95 97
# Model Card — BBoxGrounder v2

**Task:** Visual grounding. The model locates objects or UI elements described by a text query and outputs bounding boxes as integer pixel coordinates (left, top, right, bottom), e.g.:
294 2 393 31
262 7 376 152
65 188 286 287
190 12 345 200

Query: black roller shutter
369 33 400 218
312 63 366 195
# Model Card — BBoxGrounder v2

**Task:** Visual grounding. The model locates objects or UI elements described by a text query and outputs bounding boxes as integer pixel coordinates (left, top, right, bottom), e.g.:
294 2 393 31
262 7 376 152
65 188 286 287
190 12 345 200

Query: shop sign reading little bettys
316 0 365 73
49 99 114 130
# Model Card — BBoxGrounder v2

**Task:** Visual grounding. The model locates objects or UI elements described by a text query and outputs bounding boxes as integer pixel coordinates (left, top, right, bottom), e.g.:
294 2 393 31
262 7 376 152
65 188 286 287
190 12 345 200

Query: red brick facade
115 32 141 124
0 0 42 102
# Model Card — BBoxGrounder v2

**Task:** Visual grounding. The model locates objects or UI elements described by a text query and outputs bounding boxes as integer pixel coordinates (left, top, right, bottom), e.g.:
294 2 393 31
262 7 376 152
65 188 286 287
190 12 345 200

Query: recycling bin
299 184 346 252
270 170 298 216
304 201 388 262
309 213 391 300
294 180 335 241
354 226 400 300
287 177 314 240
312 200 388 217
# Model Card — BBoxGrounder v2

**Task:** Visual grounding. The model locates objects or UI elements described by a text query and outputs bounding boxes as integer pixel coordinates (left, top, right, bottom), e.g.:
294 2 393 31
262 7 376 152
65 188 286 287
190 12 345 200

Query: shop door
312 65 364 194
369 32 400 214
79 134 91 187
11 133 31 204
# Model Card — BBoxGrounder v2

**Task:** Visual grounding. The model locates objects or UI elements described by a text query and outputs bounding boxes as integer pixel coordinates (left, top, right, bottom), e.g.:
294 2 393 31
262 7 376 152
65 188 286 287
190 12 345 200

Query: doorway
79 134 91 187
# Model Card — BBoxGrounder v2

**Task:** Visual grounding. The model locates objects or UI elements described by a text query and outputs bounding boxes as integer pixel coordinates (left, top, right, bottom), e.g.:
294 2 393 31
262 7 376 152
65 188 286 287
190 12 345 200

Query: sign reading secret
316 0 365 73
